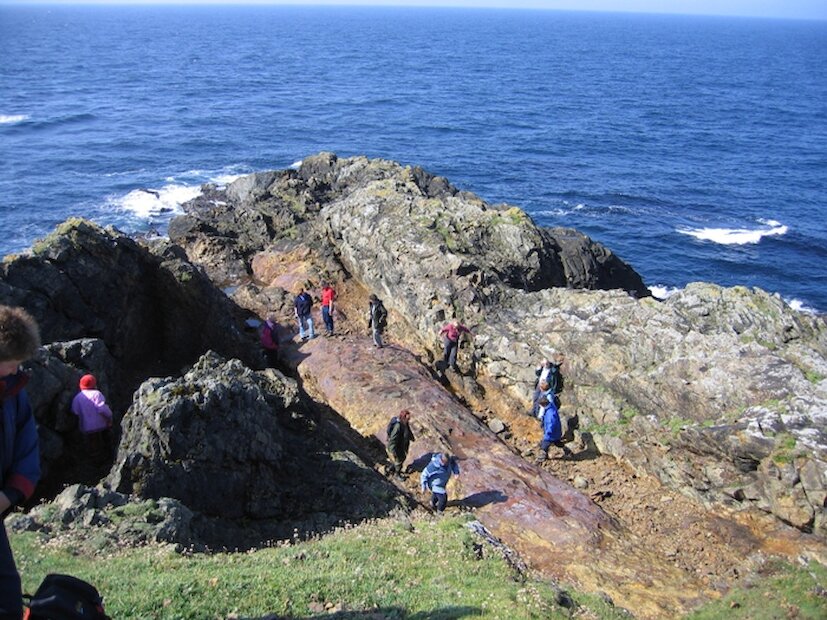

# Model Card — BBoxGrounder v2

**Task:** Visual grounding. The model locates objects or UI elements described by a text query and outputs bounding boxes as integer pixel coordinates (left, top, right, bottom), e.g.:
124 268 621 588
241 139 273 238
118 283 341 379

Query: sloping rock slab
287 336 707 618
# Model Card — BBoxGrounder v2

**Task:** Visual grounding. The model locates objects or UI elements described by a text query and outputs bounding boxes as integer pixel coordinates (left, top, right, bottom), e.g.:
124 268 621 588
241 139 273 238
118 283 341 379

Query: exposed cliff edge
2 153 826 618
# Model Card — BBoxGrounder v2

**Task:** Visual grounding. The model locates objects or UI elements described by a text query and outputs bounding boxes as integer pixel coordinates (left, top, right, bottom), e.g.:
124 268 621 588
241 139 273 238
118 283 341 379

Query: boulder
107 351 406 549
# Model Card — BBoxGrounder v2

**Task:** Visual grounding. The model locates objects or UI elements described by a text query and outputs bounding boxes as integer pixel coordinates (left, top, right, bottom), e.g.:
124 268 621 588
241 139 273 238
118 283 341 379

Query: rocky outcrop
170 153 648 298
107 352 407 549
167 154 827 539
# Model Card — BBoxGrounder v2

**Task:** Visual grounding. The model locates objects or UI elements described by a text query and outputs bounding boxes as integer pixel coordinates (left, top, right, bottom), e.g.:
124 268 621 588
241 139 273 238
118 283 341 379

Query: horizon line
1 1 826 23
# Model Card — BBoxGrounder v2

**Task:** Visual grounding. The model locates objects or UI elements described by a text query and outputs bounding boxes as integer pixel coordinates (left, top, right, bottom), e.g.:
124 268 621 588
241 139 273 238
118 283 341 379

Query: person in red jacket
0 305 41 618
438 319 471 373
320 282 336 336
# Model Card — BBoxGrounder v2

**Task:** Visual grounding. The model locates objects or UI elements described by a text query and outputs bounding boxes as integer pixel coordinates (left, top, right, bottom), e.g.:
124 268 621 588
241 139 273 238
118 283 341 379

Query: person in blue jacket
0 305 41 618
537 396 572 462
420 452 460 513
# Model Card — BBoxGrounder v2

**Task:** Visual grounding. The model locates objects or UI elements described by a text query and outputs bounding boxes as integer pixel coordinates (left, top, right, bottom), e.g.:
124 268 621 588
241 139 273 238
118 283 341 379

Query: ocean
1 6 825 312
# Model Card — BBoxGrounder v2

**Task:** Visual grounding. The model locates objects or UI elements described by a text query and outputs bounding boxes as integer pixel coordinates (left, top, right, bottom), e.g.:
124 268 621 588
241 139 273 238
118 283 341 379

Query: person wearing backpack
536 395 572 463
0 306 41 619
420 452 460 513
259 316 280 366
294 286 315 341
386 409 415 476
438 319 471 373
535 353 565 407
367 295 387 349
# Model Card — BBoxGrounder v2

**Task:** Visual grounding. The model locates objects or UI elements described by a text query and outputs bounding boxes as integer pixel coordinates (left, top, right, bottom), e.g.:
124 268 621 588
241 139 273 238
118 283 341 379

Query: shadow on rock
456 490 508 509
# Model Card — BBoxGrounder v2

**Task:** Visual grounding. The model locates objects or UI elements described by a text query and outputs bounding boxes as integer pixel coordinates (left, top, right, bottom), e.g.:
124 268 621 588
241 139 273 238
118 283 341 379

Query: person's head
322 281 330 290
399 409 411 423
79 374 97 390
552 352 565 365
538 396 549 407
369 294 378 303
439 452 452 466
0 305 40 376
267 314 277 324
539 380 549 391
540 358 550 368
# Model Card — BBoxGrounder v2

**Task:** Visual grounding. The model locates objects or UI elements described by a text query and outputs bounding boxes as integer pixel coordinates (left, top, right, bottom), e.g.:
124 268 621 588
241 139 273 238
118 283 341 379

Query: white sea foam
290 160 303 170
649 284 681 299
677 220 788 245
785 298 818 315
111 184 202 219
0 114 29 125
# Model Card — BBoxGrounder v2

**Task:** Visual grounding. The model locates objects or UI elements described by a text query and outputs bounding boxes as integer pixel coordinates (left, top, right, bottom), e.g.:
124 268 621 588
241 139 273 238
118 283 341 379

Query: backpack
374 302 388 329
24 573 110 620
386 416 399 438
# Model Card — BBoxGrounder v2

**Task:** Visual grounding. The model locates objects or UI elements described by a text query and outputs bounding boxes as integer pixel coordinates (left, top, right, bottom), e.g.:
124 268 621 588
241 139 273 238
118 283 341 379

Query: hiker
259 316 280 366
537 396 572 462
367 294 388 349
386 409 415 476
71 374 113 464
294 285 315 341
420 452 460 513
0 306 41 618
535 353 565 407
530 379 553 419
320 281 336 336
438 319 471 372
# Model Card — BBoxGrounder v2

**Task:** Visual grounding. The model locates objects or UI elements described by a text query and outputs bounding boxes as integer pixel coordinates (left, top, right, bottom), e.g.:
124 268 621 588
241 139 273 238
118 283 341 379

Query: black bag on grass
23 573 109 620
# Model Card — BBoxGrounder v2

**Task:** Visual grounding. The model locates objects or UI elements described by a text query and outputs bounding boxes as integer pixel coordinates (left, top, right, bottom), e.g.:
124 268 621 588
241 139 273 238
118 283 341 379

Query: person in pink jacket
71 374 113 463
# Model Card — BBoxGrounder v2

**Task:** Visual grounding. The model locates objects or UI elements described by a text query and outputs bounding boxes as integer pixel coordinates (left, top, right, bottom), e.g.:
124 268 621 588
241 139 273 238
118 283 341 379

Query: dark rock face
0 219 260 401
108 352 406 549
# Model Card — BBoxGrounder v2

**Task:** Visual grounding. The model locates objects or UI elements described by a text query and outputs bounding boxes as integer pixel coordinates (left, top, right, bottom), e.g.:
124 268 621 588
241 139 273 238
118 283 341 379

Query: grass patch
805 370 824 384
12 515 582 619
687 559 827 620
771 432 801 465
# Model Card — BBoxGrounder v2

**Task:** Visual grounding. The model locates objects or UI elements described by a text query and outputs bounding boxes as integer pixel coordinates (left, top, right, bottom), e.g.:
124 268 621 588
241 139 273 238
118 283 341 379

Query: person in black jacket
386 409 415 476
294 286 315 341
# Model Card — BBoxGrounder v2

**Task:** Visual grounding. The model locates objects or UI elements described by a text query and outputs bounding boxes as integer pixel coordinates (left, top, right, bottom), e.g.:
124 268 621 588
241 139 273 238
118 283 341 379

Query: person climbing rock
71 373 114 464
294 285 315 341
386 409 415 476
536 396 572 462
368 294 388 349
438 319 471 372
420 452 460 513
530 379 553 419
320 281 336 336
535 353 565 407
259 315 280 366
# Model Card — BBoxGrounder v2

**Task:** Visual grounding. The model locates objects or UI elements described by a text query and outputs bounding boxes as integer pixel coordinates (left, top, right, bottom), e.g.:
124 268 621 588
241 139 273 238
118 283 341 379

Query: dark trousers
431 492 448 512
0 525 21 620
442 338 459 369
322 306 334 333
264 347 279 367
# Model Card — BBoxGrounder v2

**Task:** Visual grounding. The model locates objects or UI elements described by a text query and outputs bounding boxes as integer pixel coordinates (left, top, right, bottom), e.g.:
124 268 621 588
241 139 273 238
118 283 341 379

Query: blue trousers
431 492 448 512
0 525 21 620
322 306 334 334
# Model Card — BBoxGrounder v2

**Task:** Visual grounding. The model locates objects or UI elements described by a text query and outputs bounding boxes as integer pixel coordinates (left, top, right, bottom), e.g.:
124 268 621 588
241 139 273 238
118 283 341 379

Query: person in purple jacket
0 305 41 618
71 374 113 464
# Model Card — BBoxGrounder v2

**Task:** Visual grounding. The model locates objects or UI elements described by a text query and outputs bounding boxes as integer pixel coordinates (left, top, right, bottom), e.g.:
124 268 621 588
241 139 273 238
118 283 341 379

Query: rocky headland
3 153 826 618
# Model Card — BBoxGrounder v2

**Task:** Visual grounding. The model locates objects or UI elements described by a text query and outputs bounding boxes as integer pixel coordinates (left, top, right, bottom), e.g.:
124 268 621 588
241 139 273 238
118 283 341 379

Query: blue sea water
1 6 826 311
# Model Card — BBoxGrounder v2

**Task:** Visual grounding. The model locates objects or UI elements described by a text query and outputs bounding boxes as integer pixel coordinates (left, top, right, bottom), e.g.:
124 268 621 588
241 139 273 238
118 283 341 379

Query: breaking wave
677 219 788 245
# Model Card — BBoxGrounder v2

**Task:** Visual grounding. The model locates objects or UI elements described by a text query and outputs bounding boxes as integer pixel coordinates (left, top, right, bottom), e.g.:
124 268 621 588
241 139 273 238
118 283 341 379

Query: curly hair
0 305 41 362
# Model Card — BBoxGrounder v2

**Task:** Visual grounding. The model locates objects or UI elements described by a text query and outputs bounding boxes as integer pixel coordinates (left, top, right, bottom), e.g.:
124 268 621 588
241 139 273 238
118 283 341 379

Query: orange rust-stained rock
284 335 709 618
